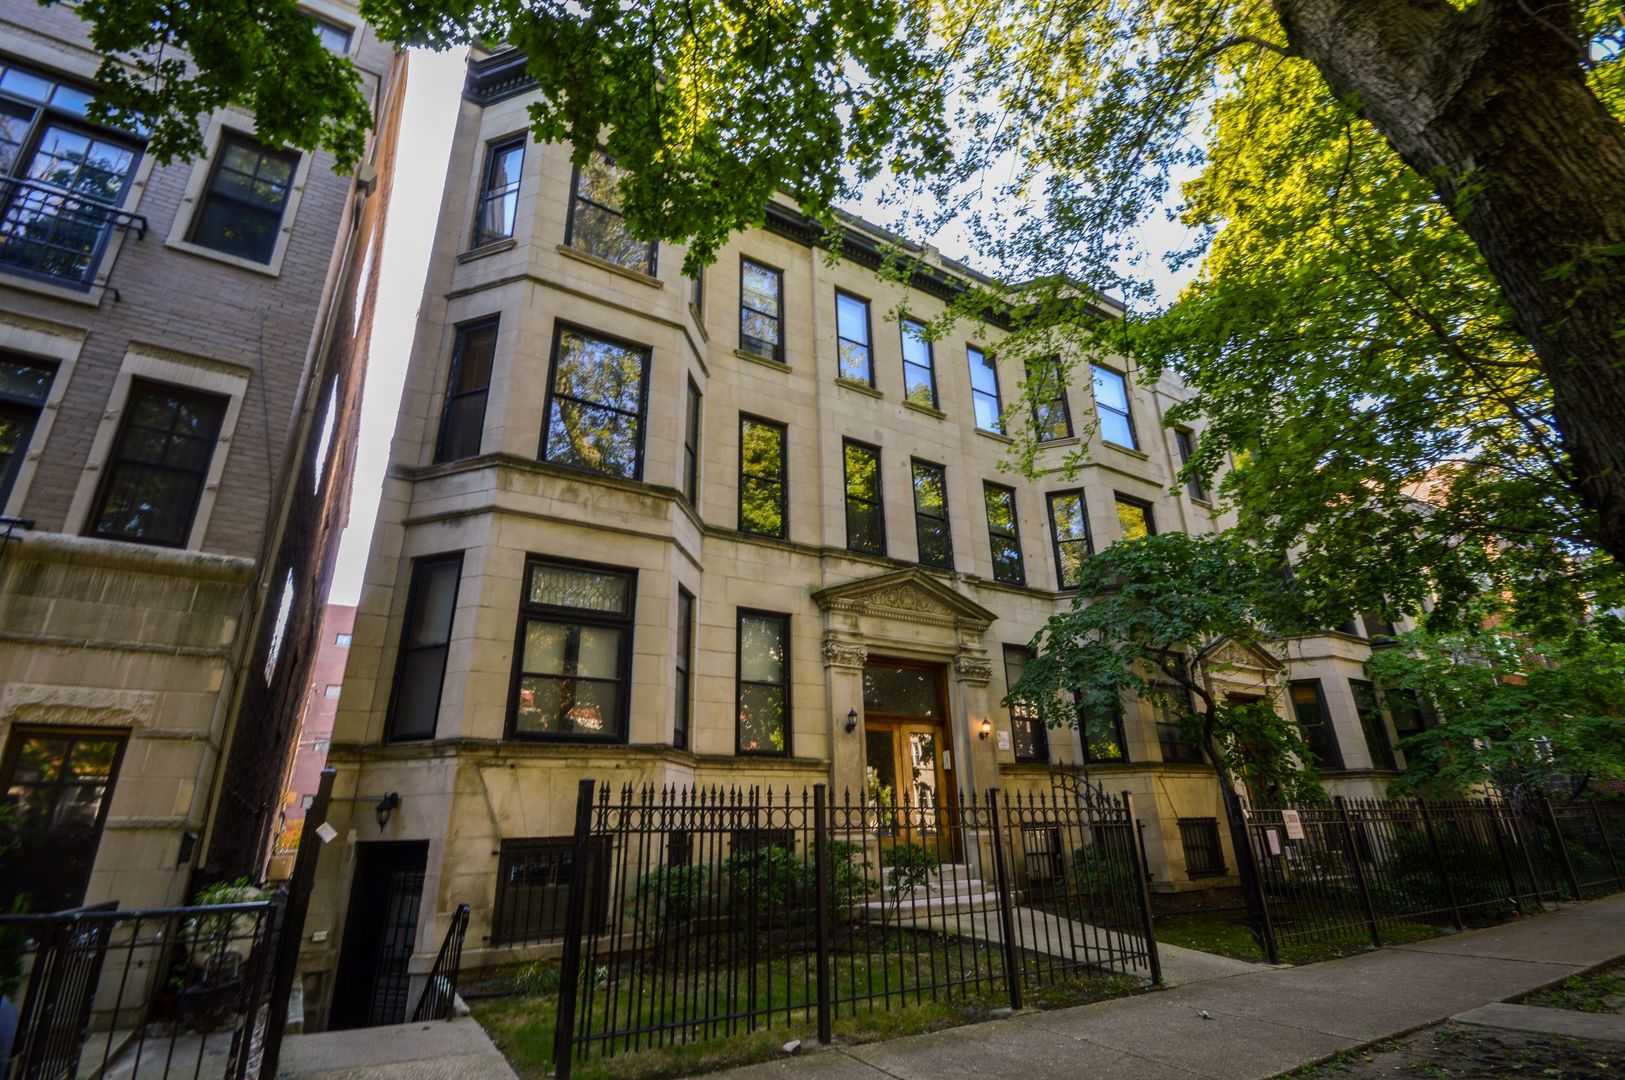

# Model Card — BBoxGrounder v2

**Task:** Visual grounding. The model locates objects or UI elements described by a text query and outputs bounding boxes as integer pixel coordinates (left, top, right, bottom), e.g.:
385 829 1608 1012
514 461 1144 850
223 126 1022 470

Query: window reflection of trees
544 328 648 479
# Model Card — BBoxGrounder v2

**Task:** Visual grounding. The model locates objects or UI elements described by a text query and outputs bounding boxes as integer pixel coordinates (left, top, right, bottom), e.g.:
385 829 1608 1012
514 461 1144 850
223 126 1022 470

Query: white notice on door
315 821 338 844
1280 808 1305 840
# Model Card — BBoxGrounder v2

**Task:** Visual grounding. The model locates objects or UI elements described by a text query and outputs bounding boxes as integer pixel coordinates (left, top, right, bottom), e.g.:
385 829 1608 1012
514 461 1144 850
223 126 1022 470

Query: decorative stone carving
869 585 953 617
821 636 868 669
953 653 994 685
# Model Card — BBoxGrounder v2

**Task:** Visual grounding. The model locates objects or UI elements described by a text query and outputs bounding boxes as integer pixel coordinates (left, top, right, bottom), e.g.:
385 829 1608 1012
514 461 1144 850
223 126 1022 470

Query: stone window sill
166 237 281 277
836 377 881 399
903 400 946 420
459 237 517 262
736 349 791 374
556 243 663 287
975 427 1015 445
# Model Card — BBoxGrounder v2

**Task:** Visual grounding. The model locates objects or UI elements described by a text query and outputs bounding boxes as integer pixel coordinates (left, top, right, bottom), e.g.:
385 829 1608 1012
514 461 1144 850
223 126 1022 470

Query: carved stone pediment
812 567 997 631
1198 636 1283 673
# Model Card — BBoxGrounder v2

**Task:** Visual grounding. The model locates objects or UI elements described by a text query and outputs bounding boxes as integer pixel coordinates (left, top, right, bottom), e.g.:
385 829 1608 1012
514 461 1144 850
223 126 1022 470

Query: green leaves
63 0 371 170
1365 621 1625 799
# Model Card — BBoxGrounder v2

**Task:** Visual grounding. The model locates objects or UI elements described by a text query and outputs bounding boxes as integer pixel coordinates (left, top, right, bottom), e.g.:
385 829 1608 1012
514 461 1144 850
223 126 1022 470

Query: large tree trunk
1273 0 1625 563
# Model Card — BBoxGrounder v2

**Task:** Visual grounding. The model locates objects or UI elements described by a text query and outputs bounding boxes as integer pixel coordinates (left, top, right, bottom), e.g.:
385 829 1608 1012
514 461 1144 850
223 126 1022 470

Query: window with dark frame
1360 612 1398 642
1175 428 1207 501
1114 494 1155 543
737 610 790 755
1178 818 1226 878
435 317 498 463
1151 680 1204 764
982 482 1025 585
739 258 784 362
385 553 462 741
310 15 353 53
1386 687 1434 748
491 837 610 944
682 378 701 504
0 60 144 287
675 588 694 750
1080 694 1127 763
690 268 704 314
1091 365 1138 449
1047 490 1092 589
1026 358 1073 441
511 559 636 741
739 415 787 538
843 439 885 554
900 318 937 408
188 133 299 264
835 291 873 384
911 459 953 569
541 324 650 480
1001 646 1049 763
1289 679 1344 770
88 380 227 547
566 149 655 273
968 346 1002 432
0 727 127 911
1349 678 1397 770
0 355 56 509
472 136 524 248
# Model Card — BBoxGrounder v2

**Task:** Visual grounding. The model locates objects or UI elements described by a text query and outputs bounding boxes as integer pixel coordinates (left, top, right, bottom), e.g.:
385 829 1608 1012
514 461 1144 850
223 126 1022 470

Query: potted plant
178 878 268 1031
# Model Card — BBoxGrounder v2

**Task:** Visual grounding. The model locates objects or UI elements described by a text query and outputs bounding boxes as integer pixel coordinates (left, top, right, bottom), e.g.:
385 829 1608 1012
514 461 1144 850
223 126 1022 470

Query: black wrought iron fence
0 898 280 1080
411 903 471 1022
549 780 1158 1078
1242 795 1625 963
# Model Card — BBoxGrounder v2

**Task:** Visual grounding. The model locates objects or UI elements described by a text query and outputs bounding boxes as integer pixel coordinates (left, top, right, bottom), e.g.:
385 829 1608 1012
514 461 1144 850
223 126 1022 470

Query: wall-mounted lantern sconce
375 791 401 832
979 718 992 741
845 708 859 734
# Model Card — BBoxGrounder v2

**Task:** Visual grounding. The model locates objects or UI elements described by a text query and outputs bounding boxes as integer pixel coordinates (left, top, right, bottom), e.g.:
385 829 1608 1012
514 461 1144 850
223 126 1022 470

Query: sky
327 47 1202 606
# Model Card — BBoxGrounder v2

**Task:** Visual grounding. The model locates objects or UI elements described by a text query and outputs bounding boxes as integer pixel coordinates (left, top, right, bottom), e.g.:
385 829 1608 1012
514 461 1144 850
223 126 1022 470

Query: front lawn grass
1521 961 1625 1013
1153 908 1448 965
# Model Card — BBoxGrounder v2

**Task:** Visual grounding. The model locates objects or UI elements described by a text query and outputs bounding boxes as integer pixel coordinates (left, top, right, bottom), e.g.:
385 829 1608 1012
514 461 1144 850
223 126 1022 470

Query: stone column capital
821 634 868 670
953 650 994 686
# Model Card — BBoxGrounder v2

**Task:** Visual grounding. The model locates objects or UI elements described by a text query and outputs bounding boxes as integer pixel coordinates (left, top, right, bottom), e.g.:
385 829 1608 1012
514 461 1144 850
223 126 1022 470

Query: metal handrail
0 174 148 240
410 903 471 1022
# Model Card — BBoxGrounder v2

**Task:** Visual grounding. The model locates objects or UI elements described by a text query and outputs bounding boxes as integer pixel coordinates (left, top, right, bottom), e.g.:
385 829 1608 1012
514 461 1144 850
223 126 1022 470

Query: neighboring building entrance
330 840 428 1029
861 659 960 861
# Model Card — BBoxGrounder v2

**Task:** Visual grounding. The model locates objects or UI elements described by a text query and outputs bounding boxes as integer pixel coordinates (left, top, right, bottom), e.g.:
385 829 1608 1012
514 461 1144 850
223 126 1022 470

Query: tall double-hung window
737 611 790 755
1001 646 1049 763
1092 365 1138 449
1289 680 1344 769
511 559 636 741
739 415 787 538
386 553 463 741
0 355 55 508
911 459 952 569
0 60 142 287
843 439 885 554
835 291 872 384
436 317 498 462
473 136 524 247
739 258 784 362
1026 358 1072 441
1046 490 1092 589
542 325 650 480
88 381 227 547
900 318 938 408
982 482 1025 585
967 347 1002 432
567 149 655 273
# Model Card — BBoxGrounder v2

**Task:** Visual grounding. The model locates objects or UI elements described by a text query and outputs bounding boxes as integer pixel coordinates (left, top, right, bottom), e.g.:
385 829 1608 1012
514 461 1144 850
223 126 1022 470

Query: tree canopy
1009 532 1322 802
1364 617 1625 801
65 0 1625 631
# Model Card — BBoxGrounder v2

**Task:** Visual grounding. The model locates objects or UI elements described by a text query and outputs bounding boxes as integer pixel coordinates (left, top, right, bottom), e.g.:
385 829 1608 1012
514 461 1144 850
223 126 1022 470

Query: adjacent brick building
0 3 405 913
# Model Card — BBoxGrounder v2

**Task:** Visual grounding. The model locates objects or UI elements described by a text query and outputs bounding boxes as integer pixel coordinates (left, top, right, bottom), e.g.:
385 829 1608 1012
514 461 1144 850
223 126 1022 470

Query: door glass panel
862 663 939 718
864 729 898 826
906 730 940 830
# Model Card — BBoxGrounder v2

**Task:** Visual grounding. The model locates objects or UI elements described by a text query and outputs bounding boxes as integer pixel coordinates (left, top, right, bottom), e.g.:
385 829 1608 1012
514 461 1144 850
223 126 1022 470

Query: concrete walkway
275 1016 518 1079
712 893 1625 1080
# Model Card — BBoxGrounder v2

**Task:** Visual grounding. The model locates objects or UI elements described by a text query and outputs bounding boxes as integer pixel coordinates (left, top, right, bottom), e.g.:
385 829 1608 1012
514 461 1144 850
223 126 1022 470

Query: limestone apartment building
300 47 1425 1028
0 4 404 915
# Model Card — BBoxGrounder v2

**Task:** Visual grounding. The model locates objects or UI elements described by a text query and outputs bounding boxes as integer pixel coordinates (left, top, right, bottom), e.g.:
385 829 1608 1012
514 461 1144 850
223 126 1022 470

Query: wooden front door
861 660 959 862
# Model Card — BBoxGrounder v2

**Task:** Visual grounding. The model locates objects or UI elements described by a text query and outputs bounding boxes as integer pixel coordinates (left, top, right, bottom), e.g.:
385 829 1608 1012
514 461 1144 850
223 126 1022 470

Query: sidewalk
712 893 1625 1080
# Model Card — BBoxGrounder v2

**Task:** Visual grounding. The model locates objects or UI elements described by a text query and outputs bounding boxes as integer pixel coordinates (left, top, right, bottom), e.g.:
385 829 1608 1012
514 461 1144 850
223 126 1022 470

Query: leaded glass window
512 559 635 741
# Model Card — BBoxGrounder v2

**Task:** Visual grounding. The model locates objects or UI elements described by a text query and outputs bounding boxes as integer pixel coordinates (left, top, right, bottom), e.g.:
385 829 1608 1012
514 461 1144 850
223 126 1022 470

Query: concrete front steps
861 863 1011 919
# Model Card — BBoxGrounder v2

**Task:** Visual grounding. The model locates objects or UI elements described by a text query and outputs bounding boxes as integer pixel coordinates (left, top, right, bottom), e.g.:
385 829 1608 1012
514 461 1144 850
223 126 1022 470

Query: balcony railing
0 174 147 290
